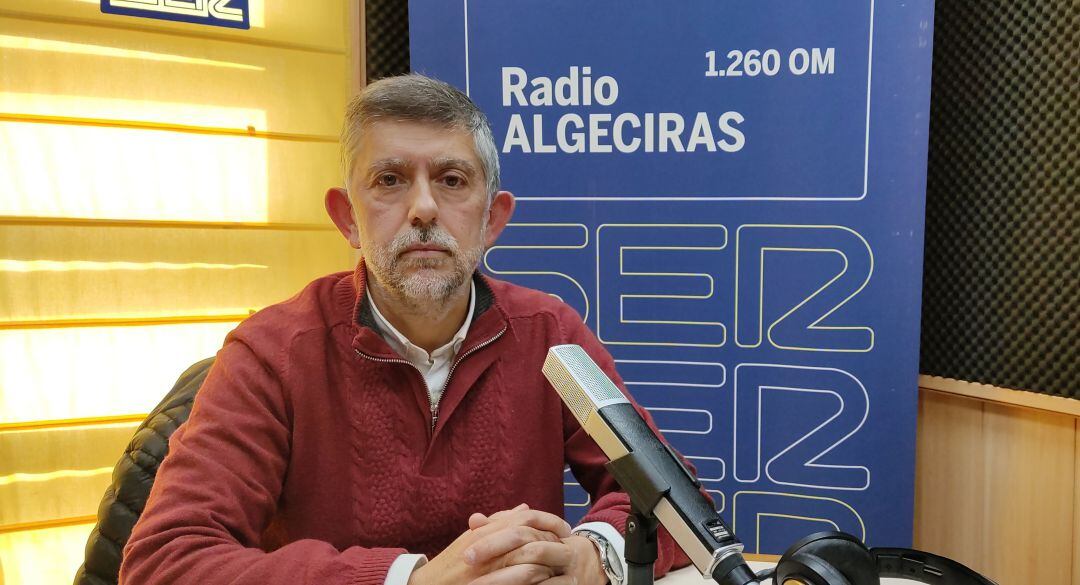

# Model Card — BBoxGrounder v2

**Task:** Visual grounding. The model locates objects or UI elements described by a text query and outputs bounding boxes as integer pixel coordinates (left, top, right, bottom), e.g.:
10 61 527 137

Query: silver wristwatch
578 530 625 585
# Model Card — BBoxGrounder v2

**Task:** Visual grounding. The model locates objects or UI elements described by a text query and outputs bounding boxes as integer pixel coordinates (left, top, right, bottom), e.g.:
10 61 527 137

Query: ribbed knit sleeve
119 338 406 585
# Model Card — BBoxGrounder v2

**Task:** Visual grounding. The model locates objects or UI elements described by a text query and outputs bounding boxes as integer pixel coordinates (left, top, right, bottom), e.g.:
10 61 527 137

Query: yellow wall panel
0 423 138 525
982 404 1075 585
0 17 347 136
0 224 351 322
1 121 269 222
0 521 94 585
0 120 340 223
1075 421 1080 585
0 0 359 580
0 323 238 423
267 140 345 223
0 0 349 53
915 389 1080 584
913 391 986 571
1 91 262 129
0 423 138 476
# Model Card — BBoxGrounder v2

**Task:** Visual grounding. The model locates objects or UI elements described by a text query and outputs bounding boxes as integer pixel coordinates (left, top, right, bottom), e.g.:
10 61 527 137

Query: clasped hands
407 504 608 585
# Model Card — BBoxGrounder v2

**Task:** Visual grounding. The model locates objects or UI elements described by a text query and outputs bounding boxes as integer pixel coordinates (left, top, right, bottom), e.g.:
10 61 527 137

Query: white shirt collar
366 280 476 366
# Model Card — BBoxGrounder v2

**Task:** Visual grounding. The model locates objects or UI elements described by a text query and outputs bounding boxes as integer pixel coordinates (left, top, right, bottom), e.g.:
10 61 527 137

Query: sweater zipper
353 351 435 432
354 325 506 434
432 326 506 432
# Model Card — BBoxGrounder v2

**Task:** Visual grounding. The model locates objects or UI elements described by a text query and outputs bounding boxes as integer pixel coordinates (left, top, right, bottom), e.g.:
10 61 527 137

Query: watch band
578 530 625 585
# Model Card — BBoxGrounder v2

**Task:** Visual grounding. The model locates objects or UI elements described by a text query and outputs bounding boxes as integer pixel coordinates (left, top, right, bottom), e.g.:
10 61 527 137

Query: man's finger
465 525 559 565
469 503 530 530
471 509 572 540
502 540 573 572
469 512 489 530
466 563 555 585
514 509 572 538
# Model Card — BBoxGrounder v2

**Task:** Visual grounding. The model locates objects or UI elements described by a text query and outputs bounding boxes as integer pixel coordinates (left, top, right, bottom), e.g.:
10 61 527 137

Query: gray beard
363 224 485 315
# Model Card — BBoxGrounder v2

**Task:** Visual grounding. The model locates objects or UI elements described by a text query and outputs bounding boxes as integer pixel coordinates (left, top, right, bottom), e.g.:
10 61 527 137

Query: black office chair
73 357 215 585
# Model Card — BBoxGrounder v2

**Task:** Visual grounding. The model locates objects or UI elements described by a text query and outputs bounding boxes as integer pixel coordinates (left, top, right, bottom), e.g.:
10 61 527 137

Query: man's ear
325 187 362 249
483 190 516 248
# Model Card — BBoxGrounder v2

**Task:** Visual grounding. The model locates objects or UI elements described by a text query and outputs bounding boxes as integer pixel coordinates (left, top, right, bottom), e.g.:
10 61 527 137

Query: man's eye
376 174 399 187
443 175 463 188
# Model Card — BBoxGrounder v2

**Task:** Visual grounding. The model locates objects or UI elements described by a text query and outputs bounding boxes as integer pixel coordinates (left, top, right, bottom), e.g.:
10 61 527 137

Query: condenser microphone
543 344 757 585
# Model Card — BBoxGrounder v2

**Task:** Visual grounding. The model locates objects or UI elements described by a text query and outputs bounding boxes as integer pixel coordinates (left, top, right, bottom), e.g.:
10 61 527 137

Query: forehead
354 120 480 169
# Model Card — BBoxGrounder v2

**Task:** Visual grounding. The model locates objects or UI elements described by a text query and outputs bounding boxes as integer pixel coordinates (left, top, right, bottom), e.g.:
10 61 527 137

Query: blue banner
411 0 933 552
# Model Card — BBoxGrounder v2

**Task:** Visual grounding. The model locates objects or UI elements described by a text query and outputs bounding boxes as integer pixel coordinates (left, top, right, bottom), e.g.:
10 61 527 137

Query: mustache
388 225 460 256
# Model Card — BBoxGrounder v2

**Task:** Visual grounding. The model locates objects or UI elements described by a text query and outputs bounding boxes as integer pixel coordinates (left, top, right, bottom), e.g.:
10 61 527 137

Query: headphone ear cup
775 551 851 585
774 531 880 585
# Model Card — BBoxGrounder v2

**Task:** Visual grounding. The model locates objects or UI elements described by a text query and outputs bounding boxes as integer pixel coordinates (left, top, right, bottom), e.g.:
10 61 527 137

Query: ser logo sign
101 0 249 30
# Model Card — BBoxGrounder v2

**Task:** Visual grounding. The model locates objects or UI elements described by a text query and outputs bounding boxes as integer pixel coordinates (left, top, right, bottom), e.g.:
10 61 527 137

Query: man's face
344 120 495 305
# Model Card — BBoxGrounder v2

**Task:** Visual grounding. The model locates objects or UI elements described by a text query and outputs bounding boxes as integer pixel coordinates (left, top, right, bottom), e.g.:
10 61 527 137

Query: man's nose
408 179 438 226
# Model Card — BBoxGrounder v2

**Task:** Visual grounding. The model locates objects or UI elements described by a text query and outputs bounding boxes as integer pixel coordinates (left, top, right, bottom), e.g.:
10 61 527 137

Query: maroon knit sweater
120 265 692 585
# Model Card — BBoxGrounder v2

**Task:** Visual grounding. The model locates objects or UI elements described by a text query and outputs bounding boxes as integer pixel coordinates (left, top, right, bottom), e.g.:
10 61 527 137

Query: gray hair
340 73 501 199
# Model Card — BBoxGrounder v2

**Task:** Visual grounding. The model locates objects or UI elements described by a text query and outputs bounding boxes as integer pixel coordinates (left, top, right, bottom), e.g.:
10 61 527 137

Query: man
120 74 693 585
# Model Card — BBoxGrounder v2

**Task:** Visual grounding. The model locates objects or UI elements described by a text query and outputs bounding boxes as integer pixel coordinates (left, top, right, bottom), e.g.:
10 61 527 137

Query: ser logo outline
102 0 249 29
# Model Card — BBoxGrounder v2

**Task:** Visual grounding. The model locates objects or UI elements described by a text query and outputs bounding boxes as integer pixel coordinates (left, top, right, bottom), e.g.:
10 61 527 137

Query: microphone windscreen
543 344 629 428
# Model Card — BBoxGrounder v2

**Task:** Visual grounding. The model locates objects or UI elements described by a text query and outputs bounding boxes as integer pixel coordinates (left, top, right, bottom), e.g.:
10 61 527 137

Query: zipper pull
431 405 439 433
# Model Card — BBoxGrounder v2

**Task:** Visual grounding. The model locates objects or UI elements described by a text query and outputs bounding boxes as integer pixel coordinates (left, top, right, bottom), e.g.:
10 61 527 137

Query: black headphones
756 531 998 585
